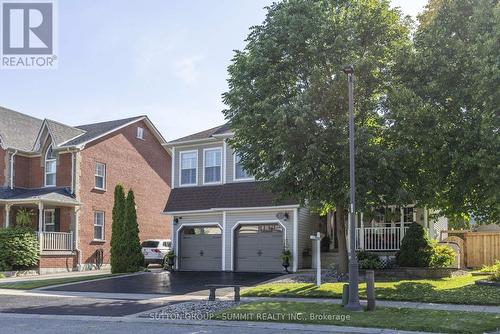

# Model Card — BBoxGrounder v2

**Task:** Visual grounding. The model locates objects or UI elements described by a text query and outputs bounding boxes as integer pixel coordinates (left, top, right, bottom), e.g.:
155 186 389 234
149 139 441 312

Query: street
0 314 351 334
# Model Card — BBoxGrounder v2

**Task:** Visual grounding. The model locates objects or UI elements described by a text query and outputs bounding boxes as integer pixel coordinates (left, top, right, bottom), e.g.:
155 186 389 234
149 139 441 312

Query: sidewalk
0 269 112 283
242 296 500 314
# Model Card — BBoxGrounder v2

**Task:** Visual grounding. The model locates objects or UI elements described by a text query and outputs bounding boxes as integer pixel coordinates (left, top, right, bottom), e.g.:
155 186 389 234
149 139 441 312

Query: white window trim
203 147 223 185
94 162 106 190
179 150 198 187
93 211 105 241
136 127 145 140
233 151 255 182
44 145 57 187
43 209 55 231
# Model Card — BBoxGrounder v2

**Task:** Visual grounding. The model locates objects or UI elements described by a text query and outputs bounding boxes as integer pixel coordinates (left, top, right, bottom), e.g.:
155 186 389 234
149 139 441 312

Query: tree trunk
336 204 348 274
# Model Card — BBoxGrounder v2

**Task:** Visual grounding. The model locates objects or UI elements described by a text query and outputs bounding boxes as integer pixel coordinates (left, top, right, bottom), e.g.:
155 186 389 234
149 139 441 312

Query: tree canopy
223 0 412 211
385 0 499 222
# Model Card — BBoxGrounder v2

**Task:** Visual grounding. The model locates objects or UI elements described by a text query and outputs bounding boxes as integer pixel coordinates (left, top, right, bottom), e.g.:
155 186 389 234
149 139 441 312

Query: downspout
9 150 18 189
73 206 82 270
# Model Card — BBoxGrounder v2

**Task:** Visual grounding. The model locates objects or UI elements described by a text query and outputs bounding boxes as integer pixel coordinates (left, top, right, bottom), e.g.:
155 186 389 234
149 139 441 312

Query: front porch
0 187 79 253
323 206 432 253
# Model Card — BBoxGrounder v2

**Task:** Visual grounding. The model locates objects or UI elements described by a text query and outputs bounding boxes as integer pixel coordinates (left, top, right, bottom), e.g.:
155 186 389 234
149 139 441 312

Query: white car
141 239 172 266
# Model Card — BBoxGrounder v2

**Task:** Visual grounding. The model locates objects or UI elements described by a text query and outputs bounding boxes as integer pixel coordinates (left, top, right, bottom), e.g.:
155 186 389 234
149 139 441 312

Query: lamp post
343 65 362 311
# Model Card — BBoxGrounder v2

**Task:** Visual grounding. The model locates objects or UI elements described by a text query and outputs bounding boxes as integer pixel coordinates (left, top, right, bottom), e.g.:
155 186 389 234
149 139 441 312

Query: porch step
320 252 340 269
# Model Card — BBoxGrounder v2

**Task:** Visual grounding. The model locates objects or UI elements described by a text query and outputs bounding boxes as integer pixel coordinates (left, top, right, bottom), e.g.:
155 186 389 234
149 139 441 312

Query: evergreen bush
396 222 433 267
110 184 126 273
0 227 39 271
123 190 144 272
430 244 456 268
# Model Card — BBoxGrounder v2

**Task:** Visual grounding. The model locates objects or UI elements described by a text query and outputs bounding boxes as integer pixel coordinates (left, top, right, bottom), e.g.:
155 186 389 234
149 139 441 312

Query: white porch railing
36 232 74 251
355 227 409 251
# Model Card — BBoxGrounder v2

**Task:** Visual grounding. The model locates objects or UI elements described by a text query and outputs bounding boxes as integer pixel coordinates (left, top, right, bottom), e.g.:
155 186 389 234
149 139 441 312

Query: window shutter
55 208 61 232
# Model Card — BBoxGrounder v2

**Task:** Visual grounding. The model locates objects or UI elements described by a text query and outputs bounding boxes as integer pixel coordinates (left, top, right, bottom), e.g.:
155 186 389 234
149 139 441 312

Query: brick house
0 106 171 273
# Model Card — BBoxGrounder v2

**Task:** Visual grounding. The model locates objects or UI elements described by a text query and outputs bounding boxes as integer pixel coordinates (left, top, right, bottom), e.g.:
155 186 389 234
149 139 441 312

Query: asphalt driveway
45 271 281 295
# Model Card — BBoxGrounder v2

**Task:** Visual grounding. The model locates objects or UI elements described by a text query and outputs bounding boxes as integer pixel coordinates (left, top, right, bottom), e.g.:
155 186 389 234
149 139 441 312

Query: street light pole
343 65 362 311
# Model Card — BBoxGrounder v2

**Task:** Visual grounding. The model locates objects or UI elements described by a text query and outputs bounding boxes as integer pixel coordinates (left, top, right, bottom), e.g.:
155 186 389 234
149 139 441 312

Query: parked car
141 239 172 266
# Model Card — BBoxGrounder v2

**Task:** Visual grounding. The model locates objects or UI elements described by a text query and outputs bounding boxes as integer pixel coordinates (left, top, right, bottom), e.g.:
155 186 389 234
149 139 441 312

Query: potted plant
164 250 176 271
281 248 292 273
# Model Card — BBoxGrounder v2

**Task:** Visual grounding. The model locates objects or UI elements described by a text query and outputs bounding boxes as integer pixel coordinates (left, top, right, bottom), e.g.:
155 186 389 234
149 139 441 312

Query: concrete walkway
243 296 500 314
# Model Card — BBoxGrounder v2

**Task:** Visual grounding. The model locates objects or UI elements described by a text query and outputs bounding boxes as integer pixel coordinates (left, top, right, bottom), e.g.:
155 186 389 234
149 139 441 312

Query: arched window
45 145 57 187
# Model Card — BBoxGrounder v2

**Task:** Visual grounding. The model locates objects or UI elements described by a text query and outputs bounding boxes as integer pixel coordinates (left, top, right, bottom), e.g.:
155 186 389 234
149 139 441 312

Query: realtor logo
1 0 57 69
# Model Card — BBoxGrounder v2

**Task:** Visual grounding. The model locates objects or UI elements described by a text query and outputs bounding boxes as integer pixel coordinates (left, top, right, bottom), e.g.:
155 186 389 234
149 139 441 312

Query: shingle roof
61 116 145 146
169 122 231 143
164 182 298 212
46 119 86 147
0 106 43 151
0 187 79 205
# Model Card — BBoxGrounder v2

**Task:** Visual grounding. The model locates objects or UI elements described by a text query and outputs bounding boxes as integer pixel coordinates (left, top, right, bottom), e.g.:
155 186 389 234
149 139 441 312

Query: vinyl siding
297 207 313 269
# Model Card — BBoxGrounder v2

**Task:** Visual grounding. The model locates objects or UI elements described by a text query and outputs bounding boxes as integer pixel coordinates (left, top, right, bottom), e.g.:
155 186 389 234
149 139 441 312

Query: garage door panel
180 226 222 271
235 224 284 273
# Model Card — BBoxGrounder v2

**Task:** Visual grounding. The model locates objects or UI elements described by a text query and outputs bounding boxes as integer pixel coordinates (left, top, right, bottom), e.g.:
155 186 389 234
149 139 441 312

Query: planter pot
282 260 290 273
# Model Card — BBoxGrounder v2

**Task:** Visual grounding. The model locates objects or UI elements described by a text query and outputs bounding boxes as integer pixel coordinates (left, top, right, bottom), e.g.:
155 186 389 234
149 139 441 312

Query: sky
0 0 427 141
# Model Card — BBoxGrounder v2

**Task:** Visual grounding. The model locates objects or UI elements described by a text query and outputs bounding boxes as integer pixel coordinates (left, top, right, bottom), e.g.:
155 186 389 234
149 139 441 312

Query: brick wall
76 120 171 266
12 151 72 188
39 254 77 273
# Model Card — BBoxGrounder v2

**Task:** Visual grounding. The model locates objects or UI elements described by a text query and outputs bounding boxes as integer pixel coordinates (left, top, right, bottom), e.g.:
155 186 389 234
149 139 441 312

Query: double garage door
179 224 283 272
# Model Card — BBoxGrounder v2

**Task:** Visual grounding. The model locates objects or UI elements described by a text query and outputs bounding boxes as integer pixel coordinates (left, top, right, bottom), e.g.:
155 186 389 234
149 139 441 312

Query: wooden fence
443 230 500 268
464 232 500 268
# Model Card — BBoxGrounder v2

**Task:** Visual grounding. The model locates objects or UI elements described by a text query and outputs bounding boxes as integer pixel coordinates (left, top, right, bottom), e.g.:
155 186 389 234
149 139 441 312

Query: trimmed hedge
0 227 39 271
357 251 383 269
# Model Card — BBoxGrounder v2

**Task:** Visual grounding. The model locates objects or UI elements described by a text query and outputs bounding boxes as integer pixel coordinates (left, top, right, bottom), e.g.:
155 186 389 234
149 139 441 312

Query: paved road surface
0 315 352 334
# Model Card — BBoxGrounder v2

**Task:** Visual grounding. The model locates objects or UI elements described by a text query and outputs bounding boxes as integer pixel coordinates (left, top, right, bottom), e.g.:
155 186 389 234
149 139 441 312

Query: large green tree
223 0 412 272
385 0 499 222
111 184 126 274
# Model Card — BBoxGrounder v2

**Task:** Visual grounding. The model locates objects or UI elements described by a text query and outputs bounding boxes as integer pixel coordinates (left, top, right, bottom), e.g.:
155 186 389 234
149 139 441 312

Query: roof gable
168 122 231 144
0 106 42 151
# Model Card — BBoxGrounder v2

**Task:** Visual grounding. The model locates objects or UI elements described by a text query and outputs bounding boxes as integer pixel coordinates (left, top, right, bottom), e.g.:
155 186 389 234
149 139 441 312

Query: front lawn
242 274 500 305
214 301 500 334
0 274 118 290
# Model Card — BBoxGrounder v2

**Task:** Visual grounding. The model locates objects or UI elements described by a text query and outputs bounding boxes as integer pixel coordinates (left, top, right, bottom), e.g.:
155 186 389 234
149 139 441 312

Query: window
44 145 57 187
136 127 145 139
94 211 104 240
180 151 197 186
234 152 252 180
183 227 221 235
204 148 222 184
43 209 55 232
95 162 106 190
403 207 414 223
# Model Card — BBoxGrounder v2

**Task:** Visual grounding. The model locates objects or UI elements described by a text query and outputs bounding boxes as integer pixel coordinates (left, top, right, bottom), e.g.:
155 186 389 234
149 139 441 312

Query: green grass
242 274 500 305
214 301 500 334
0 274 119 290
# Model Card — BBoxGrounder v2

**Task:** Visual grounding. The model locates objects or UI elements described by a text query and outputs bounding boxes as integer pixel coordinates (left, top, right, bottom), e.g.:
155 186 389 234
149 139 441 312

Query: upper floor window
44 145 57 187
180 151 197 186
95 162 106 190
136 127 145 139
204 148 222 184
234 152 252 180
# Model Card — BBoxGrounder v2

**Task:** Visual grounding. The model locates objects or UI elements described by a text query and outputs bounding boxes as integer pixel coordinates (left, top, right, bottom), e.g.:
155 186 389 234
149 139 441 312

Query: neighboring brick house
0 106 171 273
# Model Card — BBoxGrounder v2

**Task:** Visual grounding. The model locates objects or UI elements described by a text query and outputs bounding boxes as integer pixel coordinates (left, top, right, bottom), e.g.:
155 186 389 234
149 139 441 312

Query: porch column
424 206 431 238
38 202 44 252
4 204 11 228
360 212 364 250
400 207 405 242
